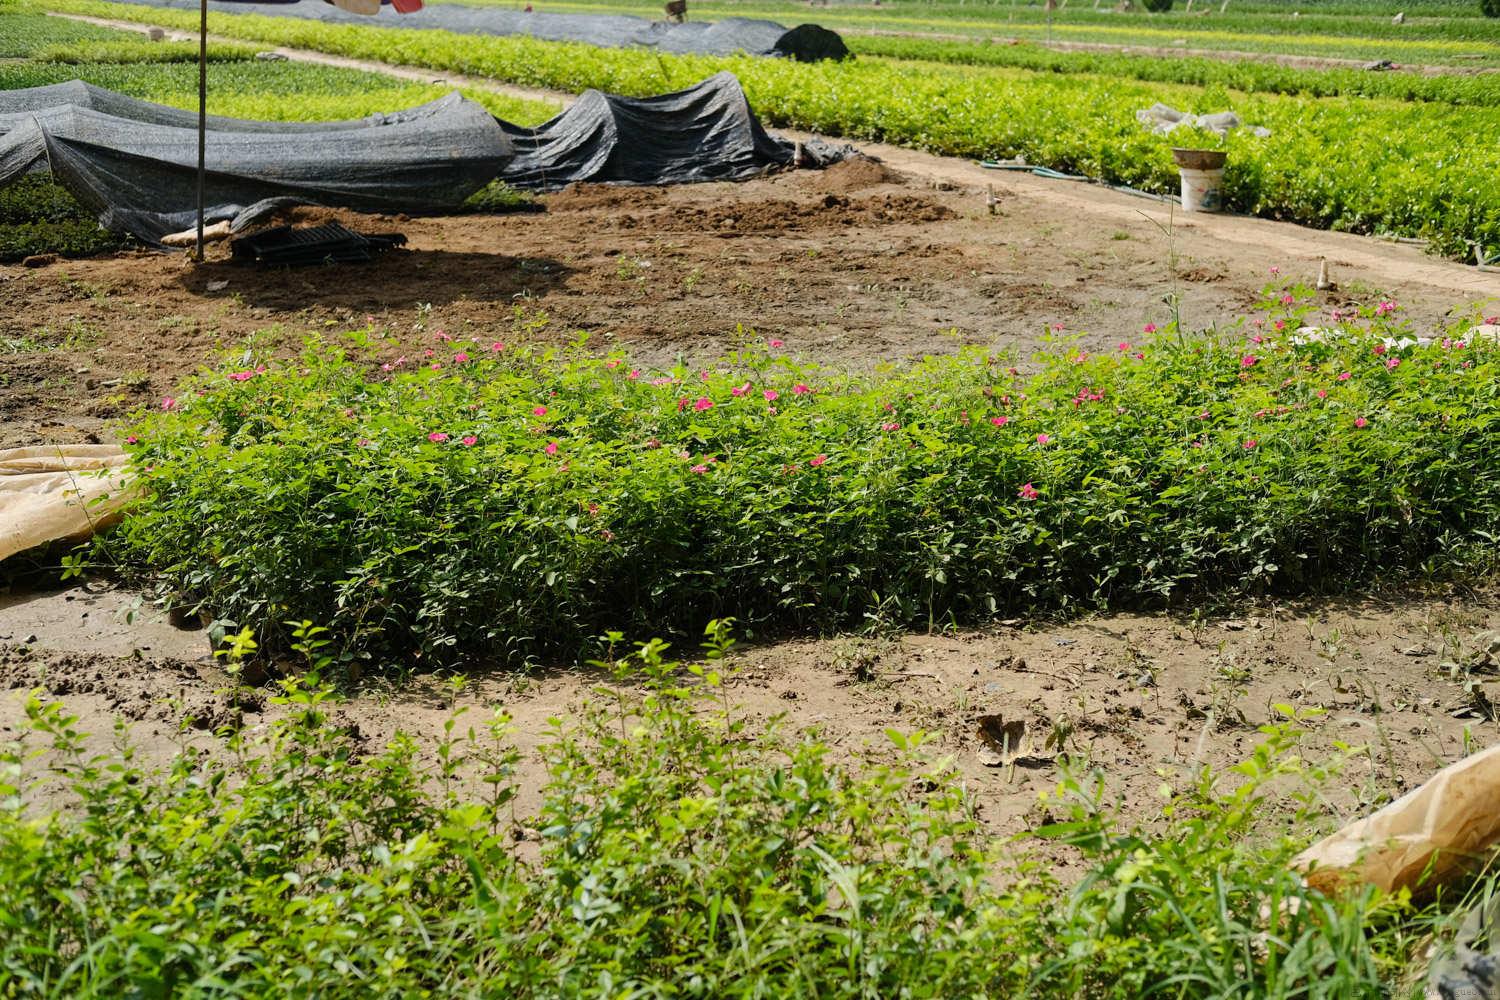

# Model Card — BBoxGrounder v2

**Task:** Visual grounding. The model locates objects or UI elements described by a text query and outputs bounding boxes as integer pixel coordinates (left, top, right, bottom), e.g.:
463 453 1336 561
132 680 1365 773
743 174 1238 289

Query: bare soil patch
2 581 1495 833
1 159 1492 449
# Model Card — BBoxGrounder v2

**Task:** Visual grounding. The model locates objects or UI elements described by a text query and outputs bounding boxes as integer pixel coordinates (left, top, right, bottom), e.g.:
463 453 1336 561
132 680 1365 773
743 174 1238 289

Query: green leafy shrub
104 290 1500 669
460 178 541 213
0 176 127 261
1142 0 1174 11
1484 0 1499 17
0 625 1464 996
850 34 1500 107
0 10 122 57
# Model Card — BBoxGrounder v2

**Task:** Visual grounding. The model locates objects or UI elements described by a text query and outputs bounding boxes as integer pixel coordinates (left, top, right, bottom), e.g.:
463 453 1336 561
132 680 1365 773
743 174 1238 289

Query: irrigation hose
978 159 1174 204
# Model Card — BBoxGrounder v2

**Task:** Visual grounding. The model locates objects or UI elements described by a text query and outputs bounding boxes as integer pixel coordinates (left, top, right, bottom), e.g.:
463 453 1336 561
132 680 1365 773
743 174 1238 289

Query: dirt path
807 134 1500 300
4 579 1497 834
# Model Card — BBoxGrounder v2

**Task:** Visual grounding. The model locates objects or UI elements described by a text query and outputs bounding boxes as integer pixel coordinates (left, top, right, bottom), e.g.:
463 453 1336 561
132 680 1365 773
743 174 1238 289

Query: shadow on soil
173 249 576 310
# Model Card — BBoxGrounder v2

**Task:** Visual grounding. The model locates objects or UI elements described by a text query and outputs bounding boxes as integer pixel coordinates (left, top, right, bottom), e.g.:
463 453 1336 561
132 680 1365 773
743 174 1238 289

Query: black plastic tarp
0 73 837 244
0 87 511 241
107 0 849 61
501 71 799 190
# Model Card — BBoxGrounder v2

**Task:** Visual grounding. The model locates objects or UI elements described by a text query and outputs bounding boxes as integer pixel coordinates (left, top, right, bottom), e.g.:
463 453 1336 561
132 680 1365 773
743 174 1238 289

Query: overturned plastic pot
1171 147 1227 213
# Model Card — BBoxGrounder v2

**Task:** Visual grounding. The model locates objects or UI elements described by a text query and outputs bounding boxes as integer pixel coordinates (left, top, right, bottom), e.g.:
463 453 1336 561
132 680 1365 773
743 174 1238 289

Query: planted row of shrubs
0 630 1461 997
0 176 125 263
850 33 1500 108
102 288 1500 669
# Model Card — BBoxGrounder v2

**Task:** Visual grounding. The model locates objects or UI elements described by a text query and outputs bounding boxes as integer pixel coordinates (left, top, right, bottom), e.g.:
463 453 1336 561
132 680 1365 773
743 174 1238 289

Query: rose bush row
100 288 1500 669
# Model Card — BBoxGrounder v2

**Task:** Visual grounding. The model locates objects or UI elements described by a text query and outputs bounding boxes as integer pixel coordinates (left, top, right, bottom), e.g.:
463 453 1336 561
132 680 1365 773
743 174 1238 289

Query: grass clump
0 625 1469 996
460 178 541 213
100 287 1500 670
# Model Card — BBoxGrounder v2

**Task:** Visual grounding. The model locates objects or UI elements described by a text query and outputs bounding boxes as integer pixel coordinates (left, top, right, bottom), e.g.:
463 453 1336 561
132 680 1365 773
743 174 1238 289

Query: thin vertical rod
195 0 207 262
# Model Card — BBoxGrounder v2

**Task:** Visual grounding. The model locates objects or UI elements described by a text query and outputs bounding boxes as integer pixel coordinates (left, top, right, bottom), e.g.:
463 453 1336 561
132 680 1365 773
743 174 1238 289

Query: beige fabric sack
0 445 134 562
1294 743 1500 896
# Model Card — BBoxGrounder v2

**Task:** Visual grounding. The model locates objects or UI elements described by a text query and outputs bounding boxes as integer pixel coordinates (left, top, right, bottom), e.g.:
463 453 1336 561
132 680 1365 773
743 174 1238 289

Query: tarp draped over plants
0 84 511 242
0 72 817 243
106 0 850 61
498 71 804 190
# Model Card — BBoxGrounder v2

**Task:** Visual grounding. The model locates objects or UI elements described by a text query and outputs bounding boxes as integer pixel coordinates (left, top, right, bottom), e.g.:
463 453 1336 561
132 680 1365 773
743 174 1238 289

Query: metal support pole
195 0 207 262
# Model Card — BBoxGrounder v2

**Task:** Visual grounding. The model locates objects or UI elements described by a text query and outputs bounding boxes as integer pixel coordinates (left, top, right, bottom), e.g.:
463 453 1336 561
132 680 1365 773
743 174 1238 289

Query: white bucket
1179 166 1225 213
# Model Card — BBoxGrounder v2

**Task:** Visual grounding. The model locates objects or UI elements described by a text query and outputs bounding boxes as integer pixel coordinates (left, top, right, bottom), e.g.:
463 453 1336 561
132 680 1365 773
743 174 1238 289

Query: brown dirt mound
1 162 1483 453
542 183 671 213
813 155 903 193
603 193 955 234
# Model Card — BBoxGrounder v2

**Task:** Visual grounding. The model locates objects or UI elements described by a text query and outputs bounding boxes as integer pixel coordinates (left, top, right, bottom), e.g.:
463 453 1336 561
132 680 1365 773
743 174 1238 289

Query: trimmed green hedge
106 288 1500 668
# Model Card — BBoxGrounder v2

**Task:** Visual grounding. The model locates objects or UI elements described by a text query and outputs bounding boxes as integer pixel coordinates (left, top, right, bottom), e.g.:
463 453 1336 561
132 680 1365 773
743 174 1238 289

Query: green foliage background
34 0 1500 259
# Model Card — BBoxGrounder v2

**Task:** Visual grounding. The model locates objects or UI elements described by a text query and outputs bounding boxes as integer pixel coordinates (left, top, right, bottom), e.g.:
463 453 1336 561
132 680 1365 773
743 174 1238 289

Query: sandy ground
4 45 1500 831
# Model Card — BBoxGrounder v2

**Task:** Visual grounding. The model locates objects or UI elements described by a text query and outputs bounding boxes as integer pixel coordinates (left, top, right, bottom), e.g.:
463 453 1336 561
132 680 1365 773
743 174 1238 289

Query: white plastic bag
1294 744 1500 895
